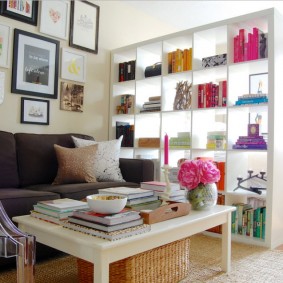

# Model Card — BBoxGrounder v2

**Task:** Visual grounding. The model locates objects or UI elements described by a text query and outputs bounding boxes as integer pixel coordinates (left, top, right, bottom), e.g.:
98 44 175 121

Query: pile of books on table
64 207 150 241
98 187 160 211
140 181 187 202
31 198 89 224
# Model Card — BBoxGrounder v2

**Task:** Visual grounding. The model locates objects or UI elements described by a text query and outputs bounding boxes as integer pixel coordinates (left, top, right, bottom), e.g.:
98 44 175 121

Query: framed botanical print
11 29 60 99
40 0 70 40
0 0 38 26
69 0 99 54
61 48 86 83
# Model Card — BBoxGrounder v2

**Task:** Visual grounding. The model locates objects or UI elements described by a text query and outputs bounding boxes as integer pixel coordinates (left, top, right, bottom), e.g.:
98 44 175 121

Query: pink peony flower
178 159 220 190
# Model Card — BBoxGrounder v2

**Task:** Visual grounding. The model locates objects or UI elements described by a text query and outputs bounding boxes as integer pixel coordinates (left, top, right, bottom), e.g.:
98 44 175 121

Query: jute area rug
0 233 283 283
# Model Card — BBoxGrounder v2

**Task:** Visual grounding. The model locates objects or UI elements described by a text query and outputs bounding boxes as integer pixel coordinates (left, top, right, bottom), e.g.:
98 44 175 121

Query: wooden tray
139 202 191 224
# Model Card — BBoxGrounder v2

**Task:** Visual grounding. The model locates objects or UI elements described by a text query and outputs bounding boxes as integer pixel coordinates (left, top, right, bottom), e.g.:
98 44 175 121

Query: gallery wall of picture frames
0 0 100 125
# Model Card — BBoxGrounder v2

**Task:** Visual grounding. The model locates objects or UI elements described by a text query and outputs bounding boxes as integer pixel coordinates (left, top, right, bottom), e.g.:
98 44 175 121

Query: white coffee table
13 205 235 283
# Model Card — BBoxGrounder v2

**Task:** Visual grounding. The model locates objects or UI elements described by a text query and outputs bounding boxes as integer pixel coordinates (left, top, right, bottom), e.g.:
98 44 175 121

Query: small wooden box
138 138 160 148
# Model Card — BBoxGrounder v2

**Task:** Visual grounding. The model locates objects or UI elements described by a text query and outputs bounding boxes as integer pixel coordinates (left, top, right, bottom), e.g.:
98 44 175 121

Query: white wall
0 1 282 140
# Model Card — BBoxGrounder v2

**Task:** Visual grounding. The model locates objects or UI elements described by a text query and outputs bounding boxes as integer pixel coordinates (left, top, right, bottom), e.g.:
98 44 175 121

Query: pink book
222 81 227 107
253 27 259 60
239 29 246 62
234 35 239 63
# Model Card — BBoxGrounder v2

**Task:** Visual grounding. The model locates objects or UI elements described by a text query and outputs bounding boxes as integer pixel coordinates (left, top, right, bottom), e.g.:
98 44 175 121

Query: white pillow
72 136 125 182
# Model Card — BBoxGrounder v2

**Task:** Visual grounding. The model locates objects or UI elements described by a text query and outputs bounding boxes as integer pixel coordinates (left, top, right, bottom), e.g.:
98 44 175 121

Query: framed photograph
40 0 70 40
69 0 99 54
0 23 11 68
249 73 268 95
60 81 84 113
61 48 87 83
11 29 60 99
21 97 50 125
0 0 38 26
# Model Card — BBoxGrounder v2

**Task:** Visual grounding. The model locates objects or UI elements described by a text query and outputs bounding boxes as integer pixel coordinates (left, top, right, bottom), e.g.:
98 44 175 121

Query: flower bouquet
178 159 220 210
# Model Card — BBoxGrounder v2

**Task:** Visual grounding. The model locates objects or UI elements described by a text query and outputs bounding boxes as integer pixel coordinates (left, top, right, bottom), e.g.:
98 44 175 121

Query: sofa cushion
15 133 94 187
53 144 98 185
26 182 139 200
0 188 59 219
0 131 19 188
72 136 125 182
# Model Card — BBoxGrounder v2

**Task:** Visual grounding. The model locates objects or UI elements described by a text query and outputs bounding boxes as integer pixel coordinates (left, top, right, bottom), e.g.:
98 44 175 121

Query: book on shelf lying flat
62 221 151 241
37 198 89 212
30 210 62 224
33 204 75 219
68 216 144 232
98 187 154 199
140 181 181 192
72 209 141 225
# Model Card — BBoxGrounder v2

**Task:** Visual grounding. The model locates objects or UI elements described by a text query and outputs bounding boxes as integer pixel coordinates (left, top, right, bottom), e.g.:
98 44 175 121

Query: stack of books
140 96 161 113
169 132 190 149
140 181 186 202
63 208 151 241
98 187 159 210
31 198 89 224
235 94 268 106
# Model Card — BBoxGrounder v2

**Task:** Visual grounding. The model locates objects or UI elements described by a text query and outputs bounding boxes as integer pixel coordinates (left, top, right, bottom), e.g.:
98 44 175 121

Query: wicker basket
77 237 190 283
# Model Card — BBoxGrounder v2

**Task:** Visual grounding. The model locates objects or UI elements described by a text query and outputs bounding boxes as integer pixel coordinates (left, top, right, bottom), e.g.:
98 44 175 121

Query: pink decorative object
178 159 220 190
164 134 169 165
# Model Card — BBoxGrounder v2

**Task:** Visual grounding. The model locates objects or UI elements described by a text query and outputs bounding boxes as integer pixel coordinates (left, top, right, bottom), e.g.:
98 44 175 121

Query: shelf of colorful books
163 34 193 76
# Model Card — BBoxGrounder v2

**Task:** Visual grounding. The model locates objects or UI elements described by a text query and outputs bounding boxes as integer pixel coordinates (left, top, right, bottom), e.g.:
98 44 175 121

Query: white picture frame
40 0 70 40
61 48 87 83
0 23 11 68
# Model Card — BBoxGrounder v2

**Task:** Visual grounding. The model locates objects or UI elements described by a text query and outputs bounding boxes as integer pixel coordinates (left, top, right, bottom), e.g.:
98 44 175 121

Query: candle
164 133 169 165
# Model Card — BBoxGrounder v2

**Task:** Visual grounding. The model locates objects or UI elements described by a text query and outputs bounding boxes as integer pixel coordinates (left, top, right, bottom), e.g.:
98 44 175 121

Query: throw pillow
72 136 125 182
53 144 98 185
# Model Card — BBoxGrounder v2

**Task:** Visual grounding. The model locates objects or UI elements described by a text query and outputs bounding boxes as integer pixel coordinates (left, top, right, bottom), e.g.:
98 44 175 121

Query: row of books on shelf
198 80 227 108
232 202 266 239
168 48 192 74
234 27 268 63
116 94 134 114
118 60 136 82
116 122 134 147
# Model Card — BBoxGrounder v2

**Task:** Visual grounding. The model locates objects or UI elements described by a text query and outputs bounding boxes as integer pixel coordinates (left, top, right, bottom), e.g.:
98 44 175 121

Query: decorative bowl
86 194 127 214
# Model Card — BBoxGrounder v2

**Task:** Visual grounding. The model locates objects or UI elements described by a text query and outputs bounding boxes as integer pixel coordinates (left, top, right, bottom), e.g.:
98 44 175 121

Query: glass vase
187 183 218 210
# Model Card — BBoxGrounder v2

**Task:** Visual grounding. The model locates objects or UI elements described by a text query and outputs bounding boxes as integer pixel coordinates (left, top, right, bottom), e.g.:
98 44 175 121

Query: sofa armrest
119 158 155 183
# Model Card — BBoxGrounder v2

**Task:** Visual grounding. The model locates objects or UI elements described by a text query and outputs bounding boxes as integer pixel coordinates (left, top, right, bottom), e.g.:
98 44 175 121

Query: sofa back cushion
15 133 94 187
0 131 19 188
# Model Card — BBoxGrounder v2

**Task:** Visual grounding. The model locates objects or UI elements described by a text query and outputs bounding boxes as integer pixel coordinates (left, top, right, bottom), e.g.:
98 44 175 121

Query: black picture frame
12 29 60 99
69 0 100 54
21 97 50 125
0 0 38 26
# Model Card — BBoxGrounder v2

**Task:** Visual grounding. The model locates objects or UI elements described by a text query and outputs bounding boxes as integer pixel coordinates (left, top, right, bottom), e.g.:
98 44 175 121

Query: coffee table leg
221 212 232 273
94 254 109 283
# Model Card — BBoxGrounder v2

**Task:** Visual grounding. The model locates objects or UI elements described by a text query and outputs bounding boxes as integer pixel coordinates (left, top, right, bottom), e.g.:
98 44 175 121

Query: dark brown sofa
0 130 154 266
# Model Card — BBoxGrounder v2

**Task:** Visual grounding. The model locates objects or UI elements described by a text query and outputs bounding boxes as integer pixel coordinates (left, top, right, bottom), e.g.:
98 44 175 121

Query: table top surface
13 205 235 250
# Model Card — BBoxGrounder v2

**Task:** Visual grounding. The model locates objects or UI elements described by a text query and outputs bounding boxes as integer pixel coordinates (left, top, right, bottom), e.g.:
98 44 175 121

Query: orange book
168 52 173 73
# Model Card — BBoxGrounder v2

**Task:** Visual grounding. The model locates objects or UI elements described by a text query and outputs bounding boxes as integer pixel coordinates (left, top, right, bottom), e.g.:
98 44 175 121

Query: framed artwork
69 0 99 54
0 0 38 26
60 81 84 113
61 48 87 83
11 29 60 99
40 0 70 40
249 73 268 95
0 23 11 68
21 97 50 125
